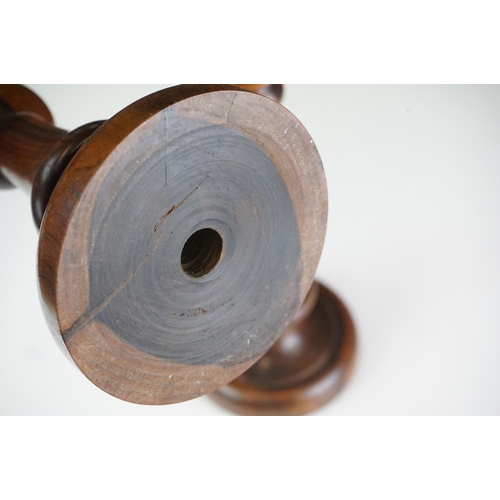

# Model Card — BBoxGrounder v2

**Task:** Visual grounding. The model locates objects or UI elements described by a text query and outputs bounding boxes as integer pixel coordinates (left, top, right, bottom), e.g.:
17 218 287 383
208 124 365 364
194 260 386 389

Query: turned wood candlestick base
211 283 355 415
0 84 328 408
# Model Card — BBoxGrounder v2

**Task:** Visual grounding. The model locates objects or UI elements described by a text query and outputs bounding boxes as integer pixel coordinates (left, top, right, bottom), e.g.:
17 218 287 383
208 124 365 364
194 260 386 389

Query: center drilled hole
181 228 223 278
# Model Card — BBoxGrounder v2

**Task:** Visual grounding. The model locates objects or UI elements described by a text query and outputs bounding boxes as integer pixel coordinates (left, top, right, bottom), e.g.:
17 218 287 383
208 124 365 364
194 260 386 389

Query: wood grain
0 85 66 192
0 84 102 225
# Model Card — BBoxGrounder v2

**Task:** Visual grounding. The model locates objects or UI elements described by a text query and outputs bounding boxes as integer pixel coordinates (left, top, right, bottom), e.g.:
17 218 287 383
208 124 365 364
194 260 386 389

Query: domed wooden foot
211 281 356 415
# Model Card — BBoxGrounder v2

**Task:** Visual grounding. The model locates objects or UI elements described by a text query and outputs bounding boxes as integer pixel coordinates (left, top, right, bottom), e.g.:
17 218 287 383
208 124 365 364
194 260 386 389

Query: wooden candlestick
210 85 357 415
0 84 328 407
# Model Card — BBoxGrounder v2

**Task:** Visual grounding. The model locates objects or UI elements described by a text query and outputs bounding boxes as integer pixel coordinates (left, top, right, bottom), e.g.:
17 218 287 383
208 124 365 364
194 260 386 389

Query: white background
1 84 499 415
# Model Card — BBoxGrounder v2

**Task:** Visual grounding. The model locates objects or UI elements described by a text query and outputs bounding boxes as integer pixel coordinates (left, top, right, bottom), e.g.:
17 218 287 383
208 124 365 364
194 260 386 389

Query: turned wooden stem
0 111 66 191
0 85 102 226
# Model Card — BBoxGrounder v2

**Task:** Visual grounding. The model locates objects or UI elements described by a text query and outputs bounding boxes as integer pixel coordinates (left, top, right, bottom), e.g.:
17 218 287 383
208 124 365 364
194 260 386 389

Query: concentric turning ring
37 85 327 404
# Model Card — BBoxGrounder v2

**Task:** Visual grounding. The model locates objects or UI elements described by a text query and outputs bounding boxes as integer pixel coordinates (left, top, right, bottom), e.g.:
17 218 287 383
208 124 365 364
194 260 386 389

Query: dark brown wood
1 84 327 406
0 84 64 192
211 84 357 415
0 85 103 226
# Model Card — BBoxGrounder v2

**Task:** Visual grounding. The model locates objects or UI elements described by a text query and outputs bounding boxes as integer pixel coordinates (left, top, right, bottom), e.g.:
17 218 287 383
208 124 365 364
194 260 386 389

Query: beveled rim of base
37 85 328 405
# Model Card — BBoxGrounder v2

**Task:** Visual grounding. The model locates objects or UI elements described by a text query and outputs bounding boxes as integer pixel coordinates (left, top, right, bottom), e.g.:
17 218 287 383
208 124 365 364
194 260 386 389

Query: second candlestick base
211 282 356 416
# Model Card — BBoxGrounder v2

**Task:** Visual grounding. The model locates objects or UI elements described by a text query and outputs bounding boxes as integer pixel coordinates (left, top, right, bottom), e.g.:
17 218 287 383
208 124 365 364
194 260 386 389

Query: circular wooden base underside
37 85 327 405
210 283 356 416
